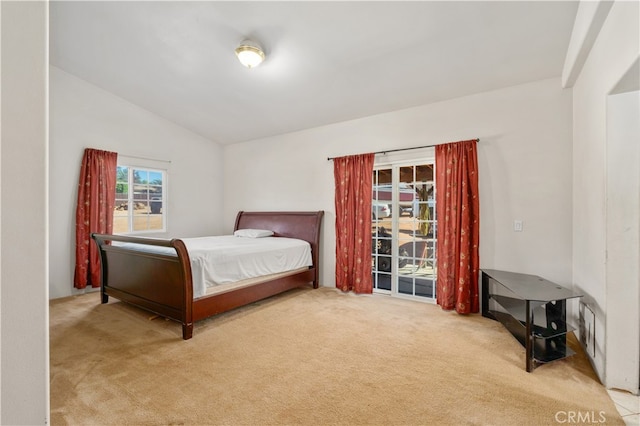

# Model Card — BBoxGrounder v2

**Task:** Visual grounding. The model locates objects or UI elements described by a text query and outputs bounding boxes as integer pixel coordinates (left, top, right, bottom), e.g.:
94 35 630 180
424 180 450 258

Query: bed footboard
91 234 194 339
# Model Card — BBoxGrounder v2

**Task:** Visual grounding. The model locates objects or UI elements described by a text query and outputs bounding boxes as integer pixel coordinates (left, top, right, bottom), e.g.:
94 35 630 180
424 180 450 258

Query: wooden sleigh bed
92 211 324 340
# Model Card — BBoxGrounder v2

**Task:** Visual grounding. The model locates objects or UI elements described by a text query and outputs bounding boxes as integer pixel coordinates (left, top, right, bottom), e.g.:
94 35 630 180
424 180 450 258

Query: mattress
184 235 312 298
200 267 309 298
115 235 312 298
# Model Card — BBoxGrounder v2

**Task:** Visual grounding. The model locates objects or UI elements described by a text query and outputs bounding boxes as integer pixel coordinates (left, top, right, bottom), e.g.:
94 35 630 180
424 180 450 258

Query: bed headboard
234 211 323 245
234 211 324 271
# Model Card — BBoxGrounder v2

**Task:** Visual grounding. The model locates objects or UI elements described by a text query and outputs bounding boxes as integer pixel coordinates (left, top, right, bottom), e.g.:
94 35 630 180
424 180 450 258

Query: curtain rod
119 153 172 164
326 138 480 161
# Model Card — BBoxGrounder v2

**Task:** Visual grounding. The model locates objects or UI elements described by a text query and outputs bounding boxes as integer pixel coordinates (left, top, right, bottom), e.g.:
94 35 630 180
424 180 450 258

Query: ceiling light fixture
235 39 265 68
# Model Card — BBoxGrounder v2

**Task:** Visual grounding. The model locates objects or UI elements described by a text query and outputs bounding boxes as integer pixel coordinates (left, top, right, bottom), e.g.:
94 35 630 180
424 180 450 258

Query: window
114 165 166 234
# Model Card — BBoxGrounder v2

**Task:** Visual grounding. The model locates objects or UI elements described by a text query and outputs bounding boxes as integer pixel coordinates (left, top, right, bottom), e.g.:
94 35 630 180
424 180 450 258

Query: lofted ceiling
50 1 579 145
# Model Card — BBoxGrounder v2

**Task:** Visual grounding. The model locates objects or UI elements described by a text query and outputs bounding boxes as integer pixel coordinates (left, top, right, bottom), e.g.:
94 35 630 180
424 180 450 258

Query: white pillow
233 229 274 238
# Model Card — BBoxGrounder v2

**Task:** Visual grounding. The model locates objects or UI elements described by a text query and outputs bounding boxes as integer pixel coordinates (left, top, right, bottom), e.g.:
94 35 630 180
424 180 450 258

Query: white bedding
115 236 312 299
185 236 312 298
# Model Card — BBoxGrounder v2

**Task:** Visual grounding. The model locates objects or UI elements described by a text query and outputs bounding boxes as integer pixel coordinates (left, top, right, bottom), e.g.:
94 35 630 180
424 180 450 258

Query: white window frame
115 156 169 235
372 148 436 302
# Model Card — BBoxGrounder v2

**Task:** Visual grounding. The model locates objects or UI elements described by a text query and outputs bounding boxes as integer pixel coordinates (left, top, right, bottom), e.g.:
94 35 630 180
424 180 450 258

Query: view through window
114 166 166 233
372 162 437 300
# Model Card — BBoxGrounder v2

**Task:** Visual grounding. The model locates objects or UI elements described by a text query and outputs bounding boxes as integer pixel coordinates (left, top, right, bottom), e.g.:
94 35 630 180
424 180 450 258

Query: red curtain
334 153 375 293
74 148 118 289
435 140 480 313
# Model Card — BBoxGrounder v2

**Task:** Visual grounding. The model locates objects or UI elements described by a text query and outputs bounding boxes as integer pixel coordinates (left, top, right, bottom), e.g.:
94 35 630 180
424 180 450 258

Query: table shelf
487 310 577 364
489 295 577 339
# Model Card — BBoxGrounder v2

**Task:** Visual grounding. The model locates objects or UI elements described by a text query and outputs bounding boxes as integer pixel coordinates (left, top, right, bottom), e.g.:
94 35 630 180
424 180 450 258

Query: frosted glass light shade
235 41 265 68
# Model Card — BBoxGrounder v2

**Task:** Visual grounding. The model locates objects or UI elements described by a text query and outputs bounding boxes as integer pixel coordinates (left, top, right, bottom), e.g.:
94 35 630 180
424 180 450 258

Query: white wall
606 89 640 393
50 67 225 299
223 77 574 292
1 1 50 424
572 0 639 385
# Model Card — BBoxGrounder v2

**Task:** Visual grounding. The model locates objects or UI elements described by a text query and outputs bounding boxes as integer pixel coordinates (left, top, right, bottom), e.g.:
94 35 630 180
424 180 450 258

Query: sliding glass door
372 161 437 301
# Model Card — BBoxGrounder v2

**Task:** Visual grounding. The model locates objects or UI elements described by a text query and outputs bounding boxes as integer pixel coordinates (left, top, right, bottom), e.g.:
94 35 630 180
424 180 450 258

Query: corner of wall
571 0 640 389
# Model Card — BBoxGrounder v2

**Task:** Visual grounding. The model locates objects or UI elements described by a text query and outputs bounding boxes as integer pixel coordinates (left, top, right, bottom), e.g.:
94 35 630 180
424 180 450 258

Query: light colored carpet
50 287 623 425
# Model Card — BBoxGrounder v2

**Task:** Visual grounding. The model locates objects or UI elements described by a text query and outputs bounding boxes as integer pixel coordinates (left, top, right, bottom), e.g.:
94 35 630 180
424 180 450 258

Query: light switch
514 220 523 232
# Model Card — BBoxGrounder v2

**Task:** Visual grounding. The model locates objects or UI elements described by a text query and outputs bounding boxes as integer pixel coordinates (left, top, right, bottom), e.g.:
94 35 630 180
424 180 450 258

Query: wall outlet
514 220 523 232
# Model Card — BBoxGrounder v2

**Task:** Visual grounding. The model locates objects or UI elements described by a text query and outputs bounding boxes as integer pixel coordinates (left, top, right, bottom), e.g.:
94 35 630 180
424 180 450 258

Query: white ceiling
50 1 579 145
